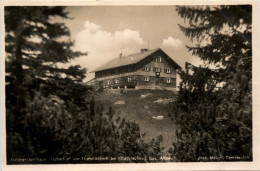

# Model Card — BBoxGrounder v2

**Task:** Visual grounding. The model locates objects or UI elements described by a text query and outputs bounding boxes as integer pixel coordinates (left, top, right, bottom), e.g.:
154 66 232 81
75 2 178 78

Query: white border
1 1 259 170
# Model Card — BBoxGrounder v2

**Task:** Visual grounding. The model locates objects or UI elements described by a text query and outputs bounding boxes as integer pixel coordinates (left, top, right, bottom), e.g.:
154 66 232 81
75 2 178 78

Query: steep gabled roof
92 48 181 72
92 48 159 72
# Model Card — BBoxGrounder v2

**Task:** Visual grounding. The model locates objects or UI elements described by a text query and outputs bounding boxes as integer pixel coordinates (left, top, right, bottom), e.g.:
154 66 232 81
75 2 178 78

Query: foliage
8 93 164 163
5 6 88 102
5 6 87 162
5 6 164 164
168 5 252 161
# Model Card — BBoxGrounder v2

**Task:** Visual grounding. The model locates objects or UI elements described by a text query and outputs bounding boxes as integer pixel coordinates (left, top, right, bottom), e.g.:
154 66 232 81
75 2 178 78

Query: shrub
7 92 164 164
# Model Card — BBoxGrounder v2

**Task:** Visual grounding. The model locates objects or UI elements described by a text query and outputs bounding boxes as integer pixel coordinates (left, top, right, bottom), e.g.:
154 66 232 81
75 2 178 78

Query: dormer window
154 56 162 62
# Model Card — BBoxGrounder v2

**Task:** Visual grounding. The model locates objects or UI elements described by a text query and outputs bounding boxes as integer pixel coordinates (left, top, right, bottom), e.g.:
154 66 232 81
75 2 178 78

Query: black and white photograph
1 1 259 170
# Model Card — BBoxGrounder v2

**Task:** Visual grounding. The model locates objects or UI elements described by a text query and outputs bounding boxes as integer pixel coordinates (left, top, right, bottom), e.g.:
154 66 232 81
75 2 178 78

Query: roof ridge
91 48 161 72
119 48 159 59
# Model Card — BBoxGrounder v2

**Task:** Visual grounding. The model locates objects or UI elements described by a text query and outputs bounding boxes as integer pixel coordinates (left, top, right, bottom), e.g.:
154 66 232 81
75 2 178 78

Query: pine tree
5 7 164 163
5 7 87 103
169 5 252 161
5 6 88 161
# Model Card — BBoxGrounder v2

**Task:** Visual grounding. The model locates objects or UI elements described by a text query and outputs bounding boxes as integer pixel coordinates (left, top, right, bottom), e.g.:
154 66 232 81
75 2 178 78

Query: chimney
140 48 148 53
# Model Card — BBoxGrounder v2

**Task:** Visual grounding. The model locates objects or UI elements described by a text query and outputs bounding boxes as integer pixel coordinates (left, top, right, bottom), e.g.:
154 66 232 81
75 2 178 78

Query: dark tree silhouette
5 6 164 164
169 5 252 161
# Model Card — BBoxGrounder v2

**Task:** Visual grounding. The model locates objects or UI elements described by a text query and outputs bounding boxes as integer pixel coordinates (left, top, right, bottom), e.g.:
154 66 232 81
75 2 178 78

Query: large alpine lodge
89 48 181 90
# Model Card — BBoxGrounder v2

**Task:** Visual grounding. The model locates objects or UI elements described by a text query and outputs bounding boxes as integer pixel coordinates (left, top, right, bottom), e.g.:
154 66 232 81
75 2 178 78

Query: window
111 69 115 75
144 76 149 82
153 67 161 72
120 67 126 74
165 68 171 74
144 65 150 72
154 56 162 62
115 79 119 84
166 78 171 83
107 80 111 85
115 68 119 74
128 77 132 82
96 72 100 78
128 65 133 72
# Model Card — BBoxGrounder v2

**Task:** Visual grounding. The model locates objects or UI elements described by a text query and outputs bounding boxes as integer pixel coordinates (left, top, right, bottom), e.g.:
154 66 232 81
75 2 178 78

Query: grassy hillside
92 89 177 155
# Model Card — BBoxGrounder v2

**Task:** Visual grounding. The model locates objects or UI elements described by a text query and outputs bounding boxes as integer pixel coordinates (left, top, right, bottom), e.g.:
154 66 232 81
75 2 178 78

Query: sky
61 6 202 81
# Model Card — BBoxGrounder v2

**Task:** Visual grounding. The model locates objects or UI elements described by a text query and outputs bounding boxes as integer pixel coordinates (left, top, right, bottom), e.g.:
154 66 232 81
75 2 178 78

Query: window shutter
164 68 167 73
153 67 156 72
172 78 176 86
142 66 145 71
160 68 162 72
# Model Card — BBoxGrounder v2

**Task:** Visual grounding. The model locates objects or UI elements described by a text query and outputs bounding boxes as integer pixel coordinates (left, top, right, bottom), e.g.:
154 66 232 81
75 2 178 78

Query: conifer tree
5 7 87 104
5 7 164 163
169 5 252 161
5 6 88 161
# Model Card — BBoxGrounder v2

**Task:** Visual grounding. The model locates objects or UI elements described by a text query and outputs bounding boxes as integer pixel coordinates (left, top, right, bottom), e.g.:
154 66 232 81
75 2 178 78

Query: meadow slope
93 89 177 155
